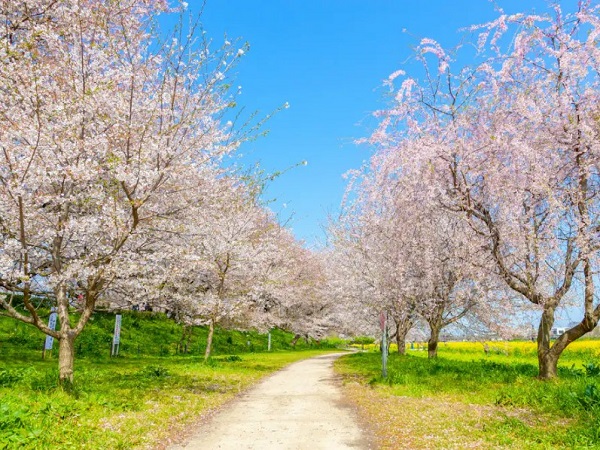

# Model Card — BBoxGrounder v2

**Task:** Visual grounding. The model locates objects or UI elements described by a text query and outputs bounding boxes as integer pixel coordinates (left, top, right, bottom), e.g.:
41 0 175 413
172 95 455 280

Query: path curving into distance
170 353 371 450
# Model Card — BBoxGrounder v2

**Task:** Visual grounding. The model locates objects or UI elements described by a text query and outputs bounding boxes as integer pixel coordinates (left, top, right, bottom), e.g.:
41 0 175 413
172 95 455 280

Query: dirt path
169 353 371 450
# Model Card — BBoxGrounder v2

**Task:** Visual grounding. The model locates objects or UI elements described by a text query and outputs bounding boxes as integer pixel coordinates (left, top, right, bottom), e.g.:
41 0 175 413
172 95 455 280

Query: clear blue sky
193 0 552 247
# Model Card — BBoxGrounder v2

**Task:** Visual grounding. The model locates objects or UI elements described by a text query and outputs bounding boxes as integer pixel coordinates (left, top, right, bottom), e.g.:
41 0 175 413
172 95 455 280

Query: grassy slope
336 343 600 449
0 310 323 360
0 312 340 449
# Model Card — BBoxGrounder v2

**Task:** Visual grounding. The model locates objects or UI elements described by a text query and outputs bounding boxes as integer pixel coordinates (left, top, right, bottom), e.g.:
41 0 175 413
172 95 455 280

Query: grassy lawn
0 311 343 449
336 342 600 449
1 350 335 449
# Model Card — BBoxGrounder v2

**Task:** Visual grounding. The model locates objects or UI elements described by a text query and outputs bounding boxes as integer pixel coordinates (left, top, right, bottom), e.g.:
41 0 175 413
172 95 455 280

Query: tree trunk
396 335 406 355
290 334 301 348
536 305 557 379
428 326 441 359
396 322 410 355
56 283 76 391
178 325 192 354
204 319 214 361
178 327 185 353
58 333 76 391
538 351 559 379
536 299 600 379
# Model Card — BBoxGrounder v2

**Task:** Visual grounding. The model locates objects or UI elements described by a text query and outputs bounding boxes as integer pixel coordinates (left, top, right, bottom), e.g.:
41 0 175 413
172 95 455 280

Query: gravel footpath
169 353 371 450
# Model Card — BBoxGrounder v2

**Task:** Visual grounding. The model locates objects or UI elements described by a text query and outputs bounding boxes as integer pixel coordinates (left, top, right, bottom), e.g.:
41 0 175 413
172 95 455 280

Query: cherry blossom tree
328 161 416 353
368 2 600 377
126 171 333 359
331 150 487 358
272 245 335 345
407 215 486 358
0 0 244 386
327 202 398 350
186 188 286 360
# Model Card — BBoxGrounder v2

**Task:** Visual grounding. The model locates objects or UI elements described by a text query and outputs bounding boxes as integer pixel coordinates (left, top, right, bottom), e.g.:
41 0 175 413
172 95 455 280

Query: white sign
44 308 58 350
112 314 122 356
113 314 122 345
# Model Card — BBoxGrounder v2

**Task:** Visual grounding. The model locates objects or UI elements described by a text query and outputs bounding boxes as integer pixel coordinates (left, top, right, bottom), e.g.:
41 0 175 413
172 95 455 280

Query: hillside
0 310 330 362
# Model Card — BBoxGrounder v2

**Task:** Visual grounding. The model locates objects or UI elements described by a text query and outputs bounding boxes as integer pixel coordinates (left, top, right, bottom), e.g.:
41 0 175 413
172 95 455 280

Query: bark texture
428 326 440 359
58 333 76 390
204 319 215 361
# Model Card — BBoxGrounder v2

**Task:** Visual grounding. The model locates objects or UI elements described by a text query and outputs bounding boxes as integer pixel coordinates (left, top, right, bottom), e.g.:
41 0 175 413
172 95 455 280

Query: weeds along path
169 353 371 450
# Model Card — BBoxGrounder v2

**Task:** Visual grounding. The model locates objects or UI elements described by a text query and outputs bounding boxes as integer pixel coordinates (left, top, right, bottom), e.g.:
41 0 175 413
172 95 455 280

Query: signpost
111 314 122 357
42 308 58 360
380 310 388 378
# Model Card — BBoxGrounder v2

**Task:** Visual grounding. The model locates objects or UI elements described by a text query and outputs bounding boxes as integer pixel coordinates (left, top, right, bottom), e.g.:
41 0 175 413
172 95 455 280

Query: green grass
336 348 600 449
0 310 330 360
0 351 333 449
0 312 345 449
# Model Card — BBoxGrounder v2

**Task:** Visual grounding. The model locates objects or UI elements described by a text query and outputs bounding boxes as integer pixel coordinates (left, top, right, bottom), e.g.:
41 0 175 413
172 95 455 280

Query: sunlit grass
0 312 343 449
338 341 600 449
0 351 335 449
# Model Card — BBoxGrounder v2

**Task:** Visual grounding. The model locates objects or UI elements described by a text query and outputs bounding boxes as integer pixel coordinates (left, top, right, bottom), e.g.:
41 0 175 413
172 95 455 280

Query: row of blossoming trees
328 2 600 379
0 0 331 387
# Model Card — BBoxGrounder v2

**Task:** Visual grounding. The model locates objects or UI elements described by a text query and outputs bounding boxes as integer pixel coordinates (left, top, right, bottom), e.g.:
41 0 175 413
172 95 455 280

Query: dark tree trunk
395 320 412 355
538 351 559 379
397 336 406 355
536 305 557 379
428 326 441 359
537 299 600 379
290 334 301 348
178 325 192 354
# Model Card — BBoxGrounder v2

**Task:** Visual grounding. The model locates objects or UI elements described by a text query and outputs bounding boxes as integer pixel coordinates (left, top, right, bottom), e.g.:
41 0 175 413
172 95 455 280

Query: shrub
583 362 600 377
581 383 600 408
0 368 31 387
137 365 170 378
214 355 243 362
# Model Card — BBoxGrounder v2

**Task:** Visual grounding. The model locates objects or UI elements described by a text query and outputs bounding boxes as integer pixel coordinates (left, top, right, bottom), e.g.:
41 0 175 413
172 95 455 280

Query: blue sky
194 0 552 247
